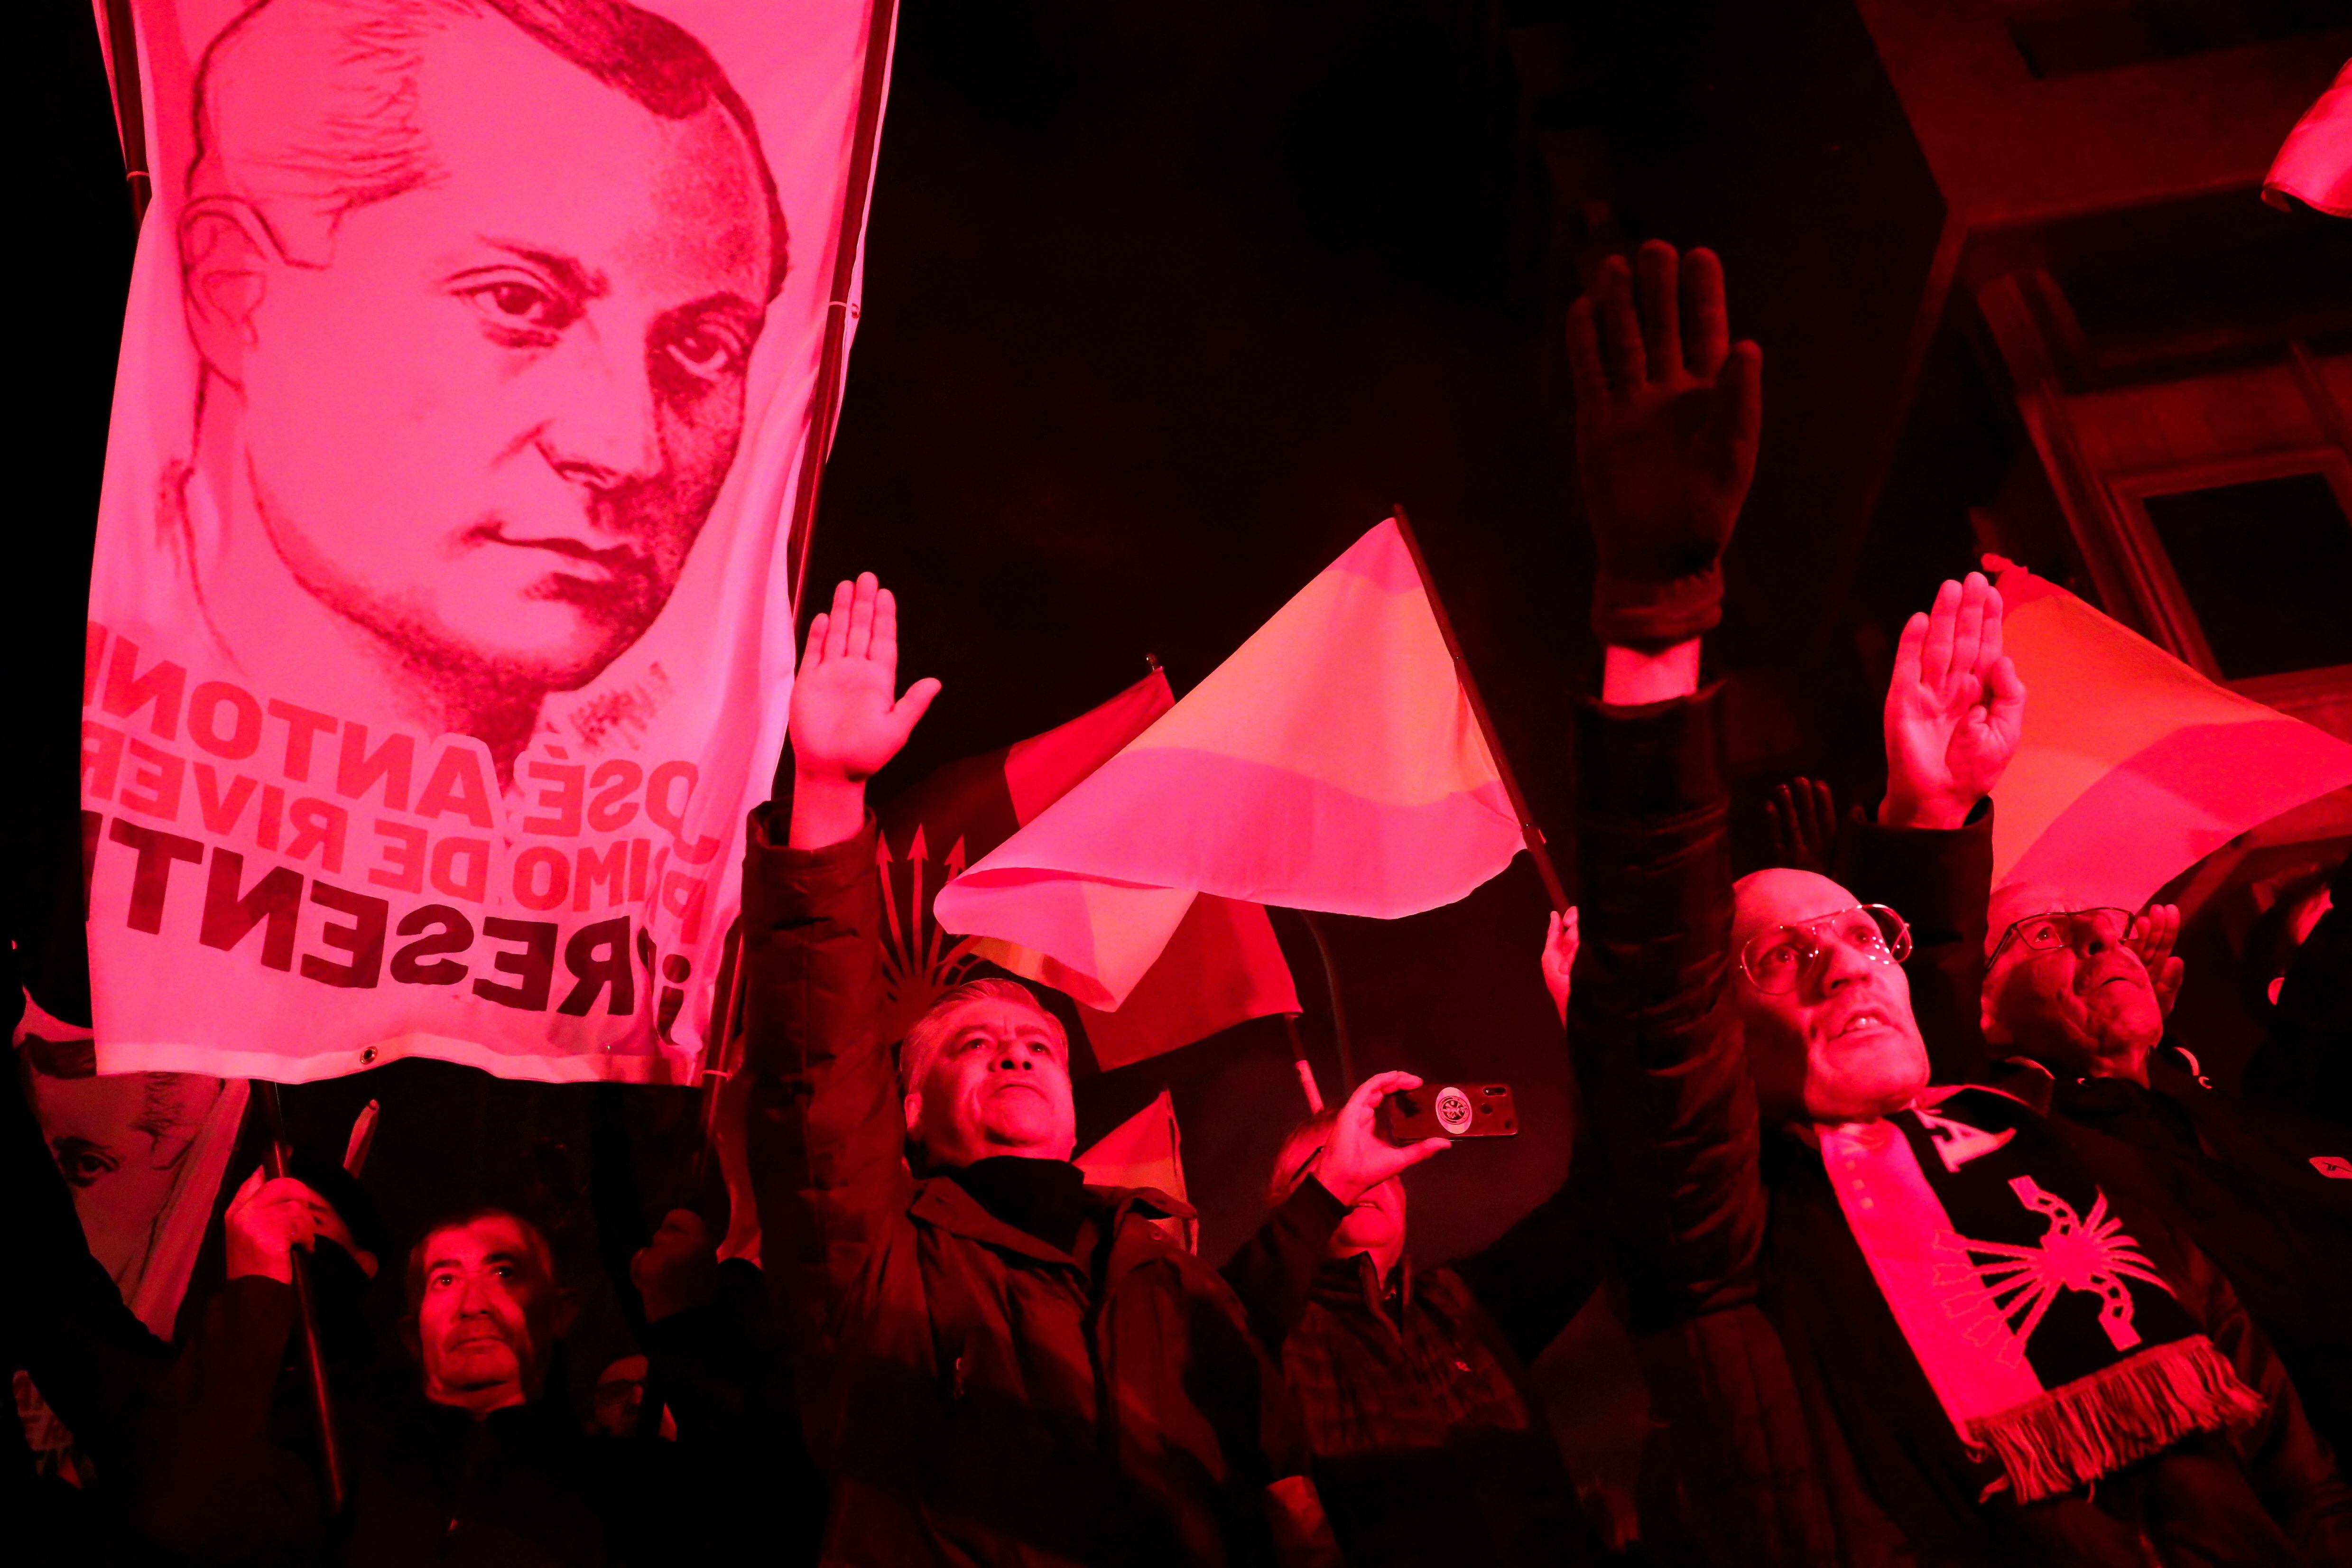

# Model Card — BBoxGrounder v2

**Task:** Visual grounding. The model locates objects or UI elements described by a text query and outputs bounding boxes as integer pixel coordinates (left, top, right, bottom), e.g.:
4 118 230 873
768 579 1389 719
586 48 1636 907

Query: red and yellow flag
875 673 1297 1067
1989 561 2352 905
935 519 1523 1011
2266 59 2352 218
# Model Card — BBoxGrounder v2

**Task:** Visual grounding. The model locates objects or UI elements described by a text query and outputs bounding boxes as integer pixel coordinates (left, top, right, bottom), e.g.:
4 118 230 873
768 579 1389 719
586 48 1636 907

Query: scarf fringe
1965 1336 2267 1505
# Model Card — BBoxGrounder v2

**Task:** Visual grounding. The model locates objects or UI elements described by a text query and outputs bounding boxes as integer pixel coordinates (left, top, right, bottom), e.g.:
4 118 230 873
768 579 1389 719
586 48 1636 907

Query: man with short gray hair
741 572 1431 1566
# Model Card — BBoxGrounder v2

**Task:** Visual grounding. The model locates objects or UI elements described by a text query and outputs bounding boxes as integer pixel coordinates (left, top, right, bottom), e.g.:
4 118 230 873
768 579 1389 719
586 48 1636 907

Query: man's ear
903 1090 923 1140
1980 989 2011 1047
178 196 282 386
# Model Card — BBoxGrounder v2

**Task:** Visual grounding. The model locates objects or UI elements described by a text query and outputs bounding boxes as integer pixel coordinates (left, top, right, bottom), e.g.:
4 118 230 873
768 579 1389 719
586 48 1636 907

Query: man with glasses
1977 880 2352 1464
1565 239 2349 1564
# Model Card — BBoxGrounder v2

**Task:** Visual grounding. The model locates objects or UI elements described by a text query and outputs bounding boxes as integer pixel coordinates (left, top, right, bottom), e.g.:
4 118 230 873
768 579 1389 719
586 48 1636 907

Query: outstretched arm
1564 240 1762 1317
741 575 939 1412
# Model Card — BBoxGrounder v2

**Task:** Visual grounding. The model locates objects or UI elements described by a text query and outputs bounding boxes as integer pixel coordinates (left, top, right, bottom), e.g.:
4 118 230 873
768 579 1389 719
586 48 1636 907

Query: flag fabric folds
2266 58 2352 218
935 518 1524 1012
1075 1089 1195 1251
874 673 1297 1065
1988 561 2352 907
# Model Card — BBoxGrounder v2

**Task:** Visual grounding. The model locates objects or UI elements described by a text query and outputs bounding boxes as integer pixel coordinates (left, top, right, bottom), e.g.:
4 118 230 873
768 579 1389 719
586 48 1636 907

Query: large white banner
82 0 887 1083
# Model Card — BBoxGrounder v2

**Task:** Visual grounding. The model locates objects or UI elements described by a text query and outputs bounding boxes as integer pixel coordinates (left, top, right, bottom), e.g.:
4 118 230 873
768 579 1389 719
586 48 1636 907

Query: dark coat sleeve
737 805 915 1427
1217 1178 1346 1356
131 1277 325 1565
1568 687 1882 1568
1565 683 1761 1330
1452 1150 1606 1366
2166 1226 2352 1560
1837 800 1992 1086
0 1050 174 1475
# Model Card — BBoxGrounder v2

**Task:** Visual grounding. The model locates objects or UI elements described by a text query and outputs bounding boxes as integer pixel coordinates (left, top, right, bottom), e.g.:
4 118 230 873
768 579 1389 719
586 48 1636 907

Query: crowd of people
10 240 2352 1567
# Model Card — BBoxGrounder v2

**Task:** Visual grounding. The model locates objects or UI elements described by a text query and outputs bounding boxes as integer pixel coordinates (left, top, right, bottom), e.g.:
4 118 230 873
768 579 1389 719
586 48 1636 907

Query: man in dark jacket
137 1181 742 1566
1565 238 2352 1566
1969 883 2352 1464
1255 1080 1611 1568
739 572 1437 1567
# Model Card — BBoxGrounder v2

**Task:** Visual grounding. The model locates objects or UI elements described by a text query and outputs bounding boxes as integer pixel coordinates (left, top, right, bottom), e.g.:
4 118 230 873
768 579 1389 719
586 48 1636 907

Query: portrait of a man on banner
83 0 885 1085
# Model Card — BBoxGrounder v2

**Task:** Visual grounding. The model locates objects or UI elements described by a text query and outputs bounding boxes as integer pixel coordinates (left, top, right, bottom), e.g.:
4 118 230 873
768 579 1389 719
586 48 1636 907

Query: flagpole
96 0 151 226
256 1083 346 1515
786 0 901 622
1387 506 1572 915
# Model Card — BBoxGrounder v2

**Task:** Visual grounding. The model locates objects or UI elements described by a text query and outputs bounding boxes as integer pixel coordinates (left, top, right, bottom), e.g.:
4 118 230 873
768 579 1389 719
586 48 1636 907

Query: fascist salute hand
1880 572 2026 831
787 573 942 849
1566 240 1762 660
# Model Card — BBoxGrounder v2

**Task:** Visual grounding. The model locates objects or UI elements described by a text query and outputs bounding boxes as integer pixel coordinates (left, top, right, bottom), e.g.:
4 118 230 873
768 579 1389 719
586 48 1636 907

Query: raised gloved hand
1566 241 1762 652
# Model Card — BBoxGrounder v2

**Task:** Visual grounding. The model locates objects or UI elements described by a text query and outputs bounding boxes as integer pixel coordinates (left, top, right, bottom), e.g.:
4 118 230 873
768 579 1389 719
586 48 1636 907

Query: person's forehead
407 19 769 292
1733 869 1862 938
1987 882 2092 933
942 996 1061 1042
426 1214 542 1268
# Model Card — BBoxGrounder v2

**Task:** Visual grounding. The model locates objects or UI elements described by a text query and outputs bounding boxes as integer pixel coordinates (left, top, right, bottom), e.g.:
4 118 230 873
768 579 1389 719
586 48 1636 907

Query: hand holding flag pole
255 1082 346 1514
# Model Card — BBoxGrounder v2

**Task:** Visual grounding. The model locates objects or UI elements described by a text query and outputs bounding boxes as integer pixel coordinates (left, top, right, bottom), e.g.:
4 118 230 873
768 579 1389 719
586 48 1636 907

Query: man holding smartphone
1249 909 1611 1568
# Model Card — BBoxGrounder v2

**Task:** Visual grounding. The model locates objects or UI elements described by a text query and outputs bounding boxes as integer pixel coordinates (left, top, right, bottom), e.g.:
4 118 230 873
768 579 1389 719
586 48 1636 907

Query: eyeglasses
1739 904 1912 995
1988 907 2138 967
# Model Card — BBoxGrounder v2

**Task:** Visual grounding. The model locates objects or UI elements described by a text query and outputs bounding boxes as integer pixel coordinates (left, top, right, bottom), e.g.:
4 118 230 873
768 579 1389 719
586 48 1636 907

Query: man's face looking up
1732 869 1928 1125
205 17 773 700
414 1214 569 1416
905 996 1079 1167
1981 885 2164 1084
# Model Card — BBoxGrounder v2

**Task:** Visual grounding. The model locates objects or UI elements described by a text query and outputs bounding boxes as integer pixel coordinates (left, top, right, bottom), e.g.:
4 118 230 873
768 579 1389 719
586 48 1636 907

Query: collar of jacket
1311 1251 1414 1333
909 1174 1196 1271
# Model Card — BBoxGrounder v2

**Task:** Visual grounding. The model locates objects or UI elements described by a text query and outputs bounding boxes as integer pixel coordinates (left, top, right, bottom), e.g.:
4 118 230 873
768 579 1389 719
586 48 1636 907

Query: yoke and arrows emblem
1936 1177 2174 1358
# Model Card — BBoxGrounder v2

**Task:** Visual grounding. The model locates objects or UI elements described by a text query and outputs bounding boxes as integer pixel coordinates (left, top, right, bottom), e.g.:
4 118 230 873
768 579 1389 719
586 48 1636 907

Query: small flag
873 673 1296 1062
935 518 1524 1011
1988 560 2352 906
1075 1088 1193 1251
2266 59 2352 218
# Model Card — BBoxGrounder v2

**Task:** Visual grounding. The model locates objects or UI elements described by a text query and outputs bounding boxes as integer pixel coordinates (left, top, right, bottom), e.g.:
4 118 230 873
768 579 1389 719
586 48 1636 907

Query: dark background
17 0 2347 1496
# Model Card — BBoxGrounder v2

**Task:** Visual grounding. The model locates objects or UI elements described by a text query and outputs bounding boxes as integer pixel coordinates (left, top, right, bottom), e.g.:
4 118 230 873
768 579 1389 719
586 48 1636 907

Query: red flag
873 673 1297 1062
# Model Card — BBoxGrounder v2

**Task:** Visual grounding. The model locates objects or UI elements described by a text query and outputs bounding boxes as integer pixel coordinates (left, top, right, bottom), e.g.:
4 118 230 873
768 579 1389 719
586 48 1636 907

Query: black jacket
134 1264 757 1567
1569 685 2352 1568
1843 806 2352 1466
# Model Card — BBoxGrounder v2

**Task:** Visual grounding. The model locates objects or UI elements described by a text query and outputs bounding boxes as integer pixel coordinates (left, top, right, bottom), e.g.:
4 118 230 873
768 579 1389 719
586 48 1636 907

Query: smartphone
1377 1082 1517 1142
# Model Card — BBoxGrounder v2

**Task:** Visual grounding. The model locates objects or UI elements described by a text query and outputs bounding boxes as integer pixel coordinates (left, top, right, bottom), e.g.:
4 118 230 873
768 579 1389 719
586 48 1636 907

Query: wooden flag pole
1388 506 1572 915
785 0 902 623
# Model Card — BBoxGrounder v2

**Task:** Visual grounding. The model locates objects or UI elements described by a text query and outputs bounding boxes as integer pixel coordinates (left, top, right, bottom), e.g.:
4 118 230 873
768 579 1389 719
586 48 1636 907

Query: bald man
1973 878 2352 1463
1563 242 2349 1564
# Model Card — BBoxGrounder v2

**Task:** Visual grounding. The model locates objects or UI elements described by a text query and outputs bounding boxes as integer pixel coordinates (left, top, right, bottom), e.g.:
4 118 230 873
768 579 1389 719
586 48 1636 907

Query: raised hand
787 573 941 848
1567 241 1762 653
1313 1070 1451 1206
225 1168 374 1284
1541 907 1581 1027
1766 778 1840 875
1881 572 2026 831
2130 902 2185 1017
